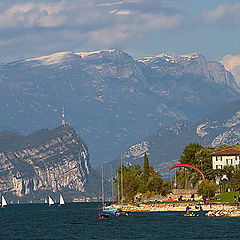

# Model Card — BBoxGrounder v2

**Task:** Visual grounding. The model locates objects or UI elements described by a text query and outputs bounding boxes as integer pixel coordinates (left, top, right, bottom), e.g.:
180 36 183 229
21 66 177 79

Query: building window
226 159 233 165
216 165 222 169
217 156 221 161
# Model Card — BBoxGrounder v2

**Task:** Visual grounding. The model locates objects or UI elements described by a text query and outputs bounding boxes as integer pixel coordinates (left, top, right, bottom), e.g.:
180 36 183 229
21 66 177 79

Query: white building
210 148 240 170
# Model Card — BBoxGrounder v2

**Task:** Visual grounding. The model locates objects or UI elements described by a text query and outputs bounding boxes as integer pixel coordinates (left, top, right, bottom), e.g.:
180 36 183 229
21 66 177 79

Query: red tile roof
209 148 240 156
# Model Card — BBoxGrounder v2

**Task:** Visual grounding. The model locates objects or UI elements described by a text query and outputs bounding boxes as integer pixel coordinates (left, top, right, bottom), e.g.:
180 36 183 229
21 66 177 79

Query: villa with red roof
210 148 240 170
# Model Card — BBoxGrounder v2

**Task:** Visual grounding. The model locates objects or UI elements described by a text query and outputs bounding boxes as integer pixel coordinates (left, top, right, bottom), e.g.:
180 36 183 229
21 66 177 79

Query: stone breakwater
206 209 240 217
114 203 238 212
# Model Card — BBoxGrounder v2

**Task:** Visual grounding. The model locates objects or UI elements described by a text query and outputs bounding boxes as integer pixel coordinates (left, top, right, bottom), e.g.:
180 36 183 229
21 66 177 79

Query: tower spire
62 106 65 125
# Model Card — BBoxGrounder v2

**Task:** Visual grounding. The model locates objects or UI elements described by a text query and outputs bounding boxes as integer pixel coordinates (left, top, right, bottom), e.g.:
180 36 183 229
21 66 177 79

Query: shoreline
112 202 239 212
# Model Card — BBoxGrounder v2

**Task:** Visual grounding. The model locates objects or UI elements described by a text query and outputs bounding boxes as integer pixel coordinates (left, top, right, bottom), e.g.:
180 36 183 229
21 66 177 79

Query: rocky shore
206 209 240 217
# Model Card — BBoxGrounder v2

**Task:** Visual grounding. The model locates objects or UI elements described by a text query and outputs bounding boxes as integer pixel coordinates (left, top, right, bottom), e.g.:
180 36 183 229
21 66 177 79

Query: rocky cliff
0 125 90 197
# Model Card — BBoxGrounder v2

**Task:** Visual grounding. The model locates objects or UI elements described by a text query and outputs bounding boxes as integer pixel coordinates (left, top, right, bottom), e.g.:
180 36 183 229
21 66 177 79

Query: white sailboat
58 195 65 206
1 196 7 208
44 198 47 204
48 196 55 206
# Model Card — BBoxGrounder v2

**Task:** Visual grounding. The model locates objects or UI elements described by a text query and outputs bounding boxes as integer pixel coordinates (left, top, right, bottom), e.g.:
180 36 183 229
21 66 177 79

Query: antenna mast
62 106 65 125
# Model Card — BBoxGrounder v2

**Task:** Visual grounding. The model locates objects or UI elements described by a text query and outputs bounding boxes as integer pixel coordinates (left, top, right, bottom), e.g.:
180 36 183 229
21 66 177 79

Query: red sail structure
169 163 205 180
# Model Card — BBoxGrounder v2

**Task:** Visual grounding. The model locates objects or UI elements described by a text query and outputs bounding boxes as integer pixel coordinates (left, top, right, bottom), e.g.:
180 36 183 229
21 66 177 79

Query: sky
1 0 240 83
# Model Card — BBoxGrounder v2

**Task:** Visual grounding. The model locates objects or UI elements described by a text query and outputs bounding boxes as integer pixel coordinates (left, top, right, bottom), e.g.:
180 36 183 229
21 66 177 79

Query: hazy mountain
107 99 240 179
0 49 239 166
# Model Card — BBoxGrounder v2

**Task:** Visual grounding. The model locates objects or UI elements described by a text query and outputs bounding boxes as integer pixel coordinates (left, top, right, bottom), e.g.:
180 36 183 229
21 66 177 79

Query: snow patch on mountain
76 49 116 58
138 53 200 64
25 52 80 66
24 49 121 66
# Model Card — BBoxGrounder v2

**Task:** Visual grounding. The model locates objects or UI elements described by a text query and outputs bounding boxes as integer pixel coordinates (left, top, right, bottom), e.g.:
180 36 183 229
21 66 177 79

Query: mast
111 164 114 204
101 166 104 208
117 171 120 204
121 155 124 205
174 171 177 189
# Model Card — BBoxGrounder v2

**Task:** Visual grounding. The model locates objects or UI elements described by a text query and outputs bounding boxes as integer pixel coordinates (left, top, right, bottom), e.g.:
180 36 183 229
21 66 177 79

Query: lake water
0 202 240 239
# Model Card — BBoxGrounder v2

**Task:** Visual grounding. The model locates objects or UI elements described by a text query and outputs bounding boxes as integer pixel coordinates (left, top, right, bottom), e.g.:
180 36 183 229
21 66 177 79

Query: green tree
195 146 216 180
143 153 150 183
147 173 163 193
223 165 234 181
180 143 203 166
232 169 240 190
197 179 217 197
160 181 171 196
114 157 171 202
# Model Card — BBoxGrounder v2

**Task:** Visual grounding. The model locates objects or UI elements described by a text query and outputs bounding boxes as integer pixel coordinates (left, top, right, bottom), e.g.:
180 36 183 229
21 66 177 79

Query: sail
1 196 7 207
48 196 55 206
59 195 65 205
44 198 47 204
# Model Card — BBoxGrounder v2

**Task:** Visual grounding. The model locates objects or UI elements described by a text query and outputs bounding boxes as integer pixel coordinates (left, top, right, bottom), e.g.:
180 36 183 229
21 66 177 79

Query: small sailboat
58 195 65 206
1 196 7 208
44 198 47 204
114 155 129 217
48 196 55 206
103 165 118 215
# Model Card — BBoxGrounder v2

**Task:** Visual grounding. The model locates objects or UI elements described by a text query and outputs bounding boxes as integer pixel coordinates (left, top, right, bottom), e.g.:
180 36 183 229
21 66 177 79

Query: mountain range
0 49 239 166
108 99 240 179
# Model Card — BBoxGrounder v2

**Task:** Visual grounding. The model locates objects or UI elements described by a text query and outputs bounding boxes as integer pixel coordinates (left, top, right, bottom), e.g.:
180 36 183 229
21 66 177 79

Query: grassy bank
215 192 240 202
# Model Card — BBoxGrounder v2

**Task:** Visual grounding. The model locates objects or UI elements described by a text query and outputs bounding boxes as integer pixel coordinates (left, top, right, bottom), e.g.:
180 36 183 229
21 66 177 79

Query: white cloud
0 0 183 62
201 3 240 27
115 10 131 15
221 55 240 87
1 0 240 63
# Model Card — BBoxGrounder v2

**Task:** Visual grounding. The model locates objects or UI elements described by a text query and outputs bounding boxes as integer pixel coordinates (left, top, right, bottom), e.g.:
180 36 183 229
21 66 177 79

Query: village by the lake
108 144 240 218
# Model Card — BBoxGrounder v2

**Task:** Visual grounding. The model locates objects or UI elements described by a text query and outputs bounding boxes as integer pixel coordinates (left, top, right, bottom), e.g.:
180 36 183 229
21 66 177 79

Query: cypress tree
143 152 150 182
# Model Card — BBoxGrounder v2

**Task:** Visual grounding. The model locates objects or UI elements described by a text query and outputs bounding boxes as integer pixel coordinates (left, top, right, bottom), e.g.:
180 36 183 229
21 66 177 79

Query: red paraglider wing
169 163 205 180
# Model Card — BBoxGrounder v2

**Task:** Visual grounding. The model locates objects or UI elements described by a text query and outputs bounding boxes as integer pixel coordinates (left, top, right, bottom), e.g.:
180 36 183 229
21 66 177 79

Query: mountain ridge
106 98 240 179
0 49 239 166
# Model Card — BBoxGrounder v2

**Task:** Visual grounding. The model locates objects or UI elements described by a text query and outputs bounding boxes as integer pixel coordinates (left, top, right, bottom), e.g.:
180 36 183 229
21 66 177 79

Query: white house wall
212 155 240 169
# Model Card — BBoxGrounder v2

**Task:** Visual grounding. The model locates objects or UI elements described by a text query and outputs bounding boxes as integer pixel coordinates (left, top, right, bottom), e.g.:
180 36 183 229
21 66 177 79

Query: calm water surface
0 202 239 239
